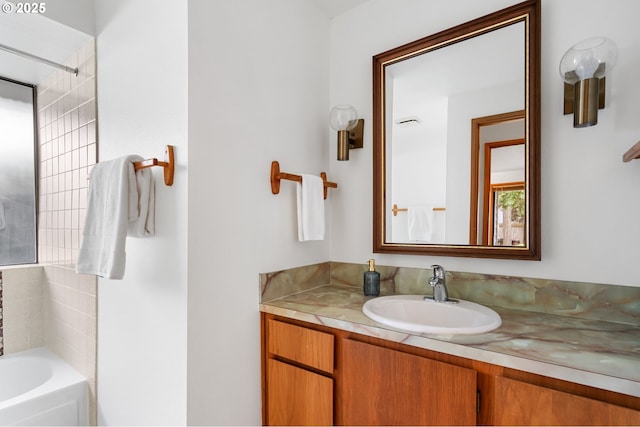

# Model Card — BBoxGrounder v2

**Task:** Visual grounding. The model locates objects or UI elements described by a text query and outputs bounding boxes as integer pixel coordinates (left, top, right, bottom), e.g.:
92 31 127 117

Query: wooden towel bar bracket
392 203 446 216
133 145 175 186
623 141 640 162
270 160 337 200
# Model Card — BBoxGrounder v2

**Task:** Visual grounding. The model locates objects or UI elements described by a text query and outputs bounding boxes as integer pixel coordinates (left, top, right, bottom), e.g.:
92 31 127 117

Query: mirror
373 0 540 260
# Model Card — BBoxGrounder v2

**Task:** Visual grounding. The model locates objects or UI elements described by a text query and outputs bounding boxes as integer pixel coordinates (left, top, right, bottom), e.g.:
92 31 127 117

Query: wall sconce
560 37 617 128
329 104 364 161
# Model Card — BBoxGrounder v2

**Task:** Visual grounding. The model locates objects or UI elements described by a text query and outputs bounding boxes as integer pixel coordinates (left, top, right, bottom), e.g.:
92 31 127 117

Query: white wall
42 0 95 36
390 98 447 243
187 0 330 424
95 0 329 423
95 0 188 424
329 0 640 287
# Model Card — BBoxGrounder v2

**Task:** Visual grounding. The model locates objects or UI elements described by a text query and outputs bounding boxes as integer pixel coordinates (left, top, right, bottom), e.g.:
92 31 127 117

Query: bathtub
0 348 88 426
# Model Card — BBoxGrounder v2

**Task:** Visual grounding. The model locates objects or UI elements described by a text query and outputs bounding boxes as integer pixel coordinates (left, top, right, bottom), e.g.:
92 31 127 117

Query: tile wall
0 38 98 425
0 271 3 356
37 40 96 266
43 266 96 382
36 38 98 424
0 267 44 354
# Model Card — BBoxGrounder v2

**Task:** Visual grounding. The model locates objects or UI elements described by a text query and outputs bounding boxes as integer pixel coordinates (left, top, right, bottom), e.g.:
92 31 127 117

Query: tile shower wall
0 38 98 425
35 38 98 425
43 266 96 379
38 40 96 265
0 271 3 356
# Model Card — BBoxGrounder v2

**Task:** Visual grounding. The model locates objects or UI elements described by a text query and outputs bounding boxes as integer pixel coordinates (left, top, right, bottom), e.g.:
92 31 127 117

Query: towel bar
392 204 446 216
133 145 175 186
270 161 337 200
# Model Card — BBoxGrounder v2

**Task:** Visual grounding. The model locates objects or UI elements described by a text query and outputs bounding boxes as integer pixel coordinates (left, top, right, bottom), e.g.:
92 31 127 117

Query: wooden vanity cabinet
336 338 477 425
261 313 640 426
266 359 333 425
262 317 335 426
492 376 640 426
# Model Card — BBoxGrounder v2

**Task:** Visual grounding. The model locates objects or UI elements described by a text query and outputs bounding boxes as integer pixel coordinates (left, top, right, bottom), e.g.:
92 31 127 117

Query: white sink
362 295 502 335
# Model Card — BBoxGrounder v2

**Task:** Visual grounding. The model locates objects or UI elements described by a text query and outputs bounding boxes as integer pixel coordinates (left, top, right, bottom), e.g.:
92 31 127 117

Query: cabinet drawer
267 319 334 373
266 359 333 426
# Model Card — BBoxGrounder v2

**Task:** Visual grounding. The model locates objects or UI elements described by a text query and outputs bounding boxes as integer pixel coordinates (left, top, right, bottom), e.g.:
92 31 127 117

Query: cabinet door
337 339 477 426
266 359 333 426
493 376 640 426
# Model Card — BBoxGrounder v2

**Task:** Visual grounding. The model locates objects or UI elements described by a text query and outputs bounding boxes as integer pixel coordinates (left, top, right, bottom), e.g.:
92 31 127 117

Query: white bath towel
76 155 155 280
297 174 325 241
408 205 434 242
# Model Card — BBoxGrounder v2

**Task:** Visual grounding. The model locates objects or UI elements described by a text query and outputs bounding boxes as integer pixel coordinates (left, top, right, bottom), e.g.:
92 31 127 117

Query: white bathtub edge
0 347 88 426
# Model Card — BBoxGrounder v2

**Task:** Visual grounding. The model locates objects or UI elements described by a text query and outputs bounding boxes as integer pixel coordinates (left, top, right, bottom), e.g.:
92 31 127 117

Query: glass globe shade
559 37 617 84
329 105 358 131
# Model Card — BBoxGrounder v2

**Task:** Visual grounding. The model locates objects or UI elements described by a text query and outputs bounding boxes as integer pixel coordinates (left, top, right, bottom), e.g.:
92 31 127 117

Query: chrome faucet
426 265 457 303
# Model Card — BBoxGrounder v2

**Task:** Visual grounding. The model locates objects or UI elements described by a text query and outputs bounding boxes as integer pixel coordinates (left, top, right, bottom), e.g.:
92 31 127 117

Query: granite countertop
260 284 640 398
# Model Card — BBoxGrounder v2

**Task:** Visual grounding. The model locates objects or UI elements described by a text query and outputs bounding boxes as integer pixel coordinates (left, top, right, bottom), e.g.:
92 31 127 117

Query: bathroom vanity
258 0 640 424
259 278 640 426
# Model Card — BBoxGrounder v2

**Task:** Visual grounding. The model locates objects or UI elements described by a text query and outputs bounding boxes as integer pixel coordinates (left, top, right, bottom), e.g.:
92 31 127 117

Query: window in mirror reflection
471 112 525 246
0 77 37 266
490 183 525 246
482 139 525 246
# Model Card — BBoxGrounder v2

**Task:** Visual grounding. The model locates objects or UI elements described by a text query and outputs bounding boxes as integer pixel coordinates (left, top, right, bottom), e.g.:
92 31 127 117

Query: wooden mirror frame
372 0 540 260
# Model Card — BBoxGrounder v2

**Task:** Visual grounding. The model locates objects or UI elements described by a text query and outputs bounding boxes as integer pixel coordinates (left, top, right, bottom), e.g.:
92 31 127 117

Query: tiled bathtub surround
0 265 96 421
0 271 3 356
0 35 99 427
0 267 44 355
261 261 640 326
44 265 96 388
34 38 98 425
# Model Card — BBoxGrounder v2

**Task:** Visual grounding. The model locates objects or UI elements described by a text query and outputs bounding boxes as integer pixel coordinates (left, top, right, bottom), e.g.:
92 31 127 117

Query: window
0 77 37 265
490 183 525 247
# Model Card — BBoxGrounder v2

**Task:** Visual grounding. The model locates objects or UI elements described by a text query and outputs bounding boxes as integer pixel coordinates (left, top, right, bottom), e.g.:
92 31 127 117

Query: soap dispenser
363 259 381 297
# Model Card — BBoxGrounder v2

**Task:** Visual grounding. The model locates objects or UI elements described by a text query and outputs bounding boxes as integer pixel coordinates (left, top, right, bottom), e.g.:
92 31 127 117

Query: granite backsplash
260 262 640 326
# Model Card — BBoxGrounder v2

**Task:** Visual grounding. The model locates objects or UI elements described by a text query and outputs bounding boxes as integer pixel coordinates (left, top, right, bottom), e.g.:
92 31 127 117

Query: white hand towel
297 174 325 241
408 205 434 242
76 155 155 280
128 167 155 237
